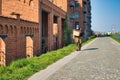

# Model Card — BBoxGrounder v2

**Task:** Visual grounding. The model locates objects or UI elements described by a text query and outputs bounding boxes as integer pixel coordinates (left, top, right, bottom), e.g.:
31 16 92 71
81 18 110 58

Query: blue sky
91 0 120 32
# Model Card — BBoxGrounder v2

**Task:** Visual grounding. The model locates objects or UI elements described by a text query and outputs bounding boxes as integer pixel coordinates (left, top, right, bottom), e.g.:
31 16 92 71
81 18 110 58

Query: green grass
109 35 120 43
0 35 96 80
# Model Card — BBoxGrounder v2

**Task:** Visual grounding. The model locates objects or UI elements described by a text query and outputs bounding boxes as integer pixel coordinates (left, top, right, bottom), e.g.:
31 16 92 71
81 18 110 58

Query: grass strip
109 35 120 43
0 35 96 80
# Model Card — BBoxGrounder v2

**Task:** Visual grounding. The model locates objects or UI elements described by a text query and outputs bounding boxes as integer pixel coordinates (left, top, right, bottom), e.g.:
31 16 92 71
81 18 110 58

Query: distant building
82 0 92 39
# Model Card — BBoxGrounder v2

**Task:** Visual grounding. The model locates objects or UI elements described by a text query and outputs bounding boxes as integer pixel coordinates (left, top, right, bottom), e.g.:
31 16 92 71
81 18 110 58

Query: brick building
0 0 40 66
68 0 92 40
40 0 67 52
0 0 91 66
68 0 83 41
0 0 67 66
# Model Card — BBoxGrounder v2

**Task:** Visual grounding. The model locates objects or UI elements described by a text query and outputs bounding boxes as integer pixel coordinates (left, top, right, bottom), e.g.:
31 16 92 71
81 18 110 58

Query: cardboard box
73 30 80 36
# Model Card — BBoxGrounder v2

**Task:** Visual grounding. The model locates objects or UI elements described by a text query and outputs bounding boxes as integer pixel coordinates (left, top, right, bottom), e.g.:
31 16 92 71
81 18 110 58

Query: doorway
53 16 58 50
41 10 49 53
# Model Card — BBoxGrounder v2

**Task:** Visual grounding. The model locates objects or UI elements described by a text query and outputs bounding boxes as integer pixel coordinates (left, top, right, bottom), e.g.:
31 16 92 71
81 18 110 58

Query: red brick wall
0 0 2 15
68 0 83 30
41 0 66 50
67 0 84 41
0 16 40 65
0 38 6 66
1 0 39 22
79 0 84 30
0 0 72 65
49 0 67 12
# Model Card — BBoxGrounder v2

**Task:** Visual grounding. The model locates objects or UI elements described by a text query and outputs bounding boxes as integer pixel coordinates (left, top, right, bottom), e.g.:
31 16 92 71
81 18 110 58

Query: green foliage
10 59 30 69
0 44 76 80
62 15 72 45
0 36 95 80
110 35 120 43
88 35 96 40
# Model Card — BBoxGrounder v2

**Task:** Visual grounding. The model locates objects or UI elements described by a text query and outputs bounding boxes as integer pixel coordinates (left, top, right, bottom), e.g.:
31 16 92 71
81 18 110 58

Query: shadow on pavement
83 48 98 51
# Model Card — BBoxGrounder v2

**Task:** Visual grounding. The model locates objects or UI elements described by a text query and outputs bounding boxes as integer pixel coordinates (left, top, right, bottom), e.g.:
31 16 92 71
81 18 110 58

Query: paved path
29 37 120 80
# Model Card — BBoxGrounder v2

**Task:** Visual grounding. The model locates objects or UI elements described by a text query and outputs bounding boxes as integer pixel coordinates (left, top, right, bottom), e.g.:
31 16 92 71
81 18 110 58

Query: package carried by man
73 30 80 37
73 29 84 37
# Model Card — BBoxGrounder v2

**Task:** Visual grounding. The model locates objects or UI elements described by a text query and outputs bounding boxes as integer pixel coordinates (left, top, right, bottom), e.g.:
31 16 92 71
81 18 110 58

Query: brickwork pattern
0 16 40 65
41 0 66 50
49 0 67 12
1 0 39 22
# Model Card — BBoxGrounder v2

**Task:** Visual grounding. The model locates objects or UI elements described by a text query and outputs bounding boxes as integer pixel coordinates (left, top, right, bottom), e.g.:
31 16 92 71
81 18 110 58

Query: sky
91 0 120 32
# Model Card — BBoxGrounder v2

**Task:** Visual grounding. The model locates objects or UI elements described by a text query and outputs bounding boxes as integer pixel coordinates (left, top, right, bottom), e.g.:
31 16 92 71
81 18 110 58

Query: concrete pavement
29 37 120 80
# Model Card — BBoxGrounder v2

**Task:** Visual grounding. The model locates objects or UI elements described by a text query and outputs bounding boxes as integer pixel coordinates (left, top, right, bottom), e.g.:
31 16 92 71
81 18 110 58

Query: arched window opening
10 25 13 34
0 24 3 34
26 36 33 58
5 25 8 34
14 26 17 34
0 38 6 66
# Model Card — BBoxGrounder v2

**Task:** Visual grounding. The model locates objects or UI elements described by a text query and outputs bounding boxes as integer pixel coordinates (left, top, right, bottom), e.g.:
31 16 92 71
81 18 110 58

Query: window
75 22 80 30
74 12 79 19
69 1 75 7
75 2 79 8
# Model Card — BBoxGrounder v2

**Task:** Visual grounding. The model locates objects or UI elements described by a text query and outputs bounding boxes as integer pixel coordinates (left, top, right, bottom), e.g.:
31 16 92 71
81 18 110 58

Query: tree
62 15 72 46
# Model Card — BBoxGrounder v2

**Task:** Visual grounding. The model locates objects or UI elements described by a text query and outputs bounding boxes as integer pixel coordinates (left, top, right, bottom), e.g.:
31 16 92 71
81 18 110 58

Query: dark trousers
76 41 81 51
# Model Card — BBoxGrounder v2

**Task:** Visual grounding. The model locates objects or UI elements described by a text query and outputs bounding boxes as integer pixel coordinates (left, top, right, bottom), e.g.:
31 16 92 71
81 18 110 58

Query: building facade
0 0 91 66
68 0 83 42
40 0 67 52
82 0 92 39
0 0 40 66
68 0 92 40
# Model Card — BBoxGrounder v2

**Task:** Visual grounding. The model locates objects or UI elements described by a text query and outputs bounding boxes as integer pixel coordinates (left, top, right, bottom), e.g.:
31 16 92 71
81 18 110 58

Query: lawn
0 35 96 80
109 35 120 43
